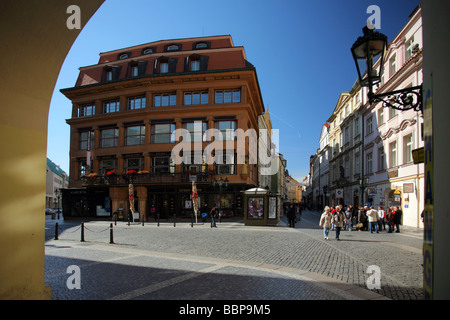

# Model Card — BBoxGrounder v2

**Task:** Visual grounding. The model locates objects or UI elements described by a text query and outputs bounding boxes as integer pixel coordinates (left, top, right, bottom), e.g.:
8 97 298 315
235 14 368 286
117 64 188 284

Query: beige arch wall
0 0 104 299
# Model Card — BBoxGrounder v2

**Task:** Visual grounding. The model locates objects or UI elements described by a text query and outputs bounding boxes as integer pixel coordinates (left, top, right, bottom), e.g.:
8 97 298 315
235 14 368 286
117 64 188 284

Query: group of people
319 204 403 240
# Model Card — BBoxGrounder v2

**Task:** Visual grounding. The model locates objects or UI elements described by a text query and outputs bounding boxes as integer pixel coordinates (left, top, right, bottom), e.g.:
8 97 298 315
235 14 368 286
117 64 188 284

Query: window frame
125 125 146 146
151 123 176 144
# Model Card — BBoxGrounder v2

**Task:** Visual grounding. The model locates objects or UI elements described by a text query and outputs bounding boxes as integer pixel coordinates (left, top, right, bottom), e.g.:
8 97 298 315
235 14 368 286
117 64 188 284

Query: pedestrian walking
286 205 295 228
366 205 379 234
394 206 402 233
210 207 218 228
319 206 332 240
332 206 345 240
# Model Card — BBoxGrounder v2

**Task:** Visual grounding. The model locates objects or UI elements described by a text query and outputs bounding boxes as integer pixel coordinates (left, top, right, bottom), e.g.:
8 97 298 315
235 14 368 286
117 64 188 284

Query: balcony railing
81 171 213 186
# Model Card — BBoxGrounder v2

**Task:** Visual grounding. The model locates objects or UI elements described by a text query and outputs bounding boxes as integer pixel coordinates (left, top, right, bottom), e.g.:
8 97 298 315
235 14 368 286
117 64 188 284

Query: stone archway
0 1 104 299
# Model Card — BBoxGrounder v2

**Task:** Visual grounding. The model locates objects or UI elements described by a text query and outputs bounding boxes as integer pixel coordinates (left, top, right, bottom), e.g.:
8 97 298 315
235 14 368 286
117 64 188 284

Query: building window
215 120 237 141
160 62 168 73
143 48 153 55
79 161 88 177
190 59 200 71
195 42 208 49
151 156 175 174
377 108 384 126
125 157 144 172
118 53 129 60
389 55 396 77
389 107 397 120
151 124 176 144
184 91 208 105
355 155 360 175
79 131 94 150
100 128 118 148
344 126 350 145
131 65 139 77
182 121 208 142
106 70 113 81
215 153 236 175
378 147 386 171
167 45 179 51
389 141 397 167
404 134 413 164
78 103 95 117
215 89 241 104
366 152 373 174
366 116 373 135
154 93 176 107
128 95 146 110
354 118 360 136
100 159 117 175
125 125 145 146
103 99 120 114
406 36 415 60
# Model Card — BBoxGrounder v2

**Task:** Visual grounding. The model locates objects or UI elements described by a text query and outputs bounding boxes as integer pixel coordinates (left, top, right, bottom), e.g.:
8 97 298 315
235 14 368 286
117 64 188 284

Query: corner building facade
61 35 264 221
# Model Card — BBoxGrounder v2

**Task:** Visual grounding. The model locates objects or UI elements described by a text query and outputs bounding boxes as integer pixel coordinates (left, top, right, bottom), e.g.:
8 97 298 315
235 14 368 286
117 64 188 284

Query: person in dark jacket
201 203 209 222
210 207 218 228
286 205 295 228
394 206 402 233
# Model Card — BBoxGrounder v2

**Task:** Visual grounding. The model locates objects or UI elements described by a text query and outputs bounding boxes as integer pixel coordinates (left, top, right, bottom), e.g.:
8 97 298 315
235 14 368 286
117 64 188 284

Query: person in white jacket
319 206 332 240
366 206 379 233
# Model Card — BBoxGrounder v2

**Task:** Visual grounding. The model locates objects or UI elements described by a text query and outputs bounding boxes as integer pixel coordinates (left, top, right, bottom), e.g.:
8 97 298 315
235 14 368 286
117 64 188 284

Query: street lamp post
212 177 228 223
351 26 422 113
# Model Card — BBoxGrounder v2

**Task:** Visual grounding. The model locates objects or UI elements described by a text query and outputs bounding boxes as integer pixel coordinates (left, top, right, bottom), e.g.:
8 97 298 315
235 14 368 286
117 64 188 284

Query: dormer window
106 70 113 81
131 65 139 77
143 48 153 55
191 60 200 71
118 53 130 60
195 42 208 49
167 45 179 51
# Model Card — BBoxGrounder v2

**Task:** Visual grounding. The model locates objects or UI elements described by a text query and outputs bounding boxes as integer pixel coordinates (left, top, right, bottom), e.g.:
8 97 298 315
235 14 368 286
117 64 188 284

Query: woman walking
319 206 332 240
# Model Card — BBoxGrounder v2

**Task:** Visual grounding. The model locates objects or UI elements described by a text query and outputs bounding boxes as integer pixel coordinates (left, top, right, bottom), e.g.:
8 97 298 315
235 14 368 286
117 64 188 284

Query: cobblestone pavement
45 209 424 301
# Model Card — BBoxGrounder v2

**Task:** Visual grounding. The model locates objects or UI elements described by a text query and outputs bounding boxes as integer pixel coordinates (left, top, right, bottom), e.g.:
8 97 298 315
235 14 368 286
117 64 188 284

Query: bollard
191 213 193 228
157 213 160 227
54 222 59 240
109 223 114 244
173 213 176 227
80 222 85 242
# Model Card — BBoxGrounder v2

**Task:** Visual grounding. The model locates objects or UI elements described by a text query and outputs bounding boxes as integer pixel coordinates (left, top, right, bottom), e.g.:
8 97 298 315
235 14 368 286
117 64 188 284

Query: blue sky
48 0 420 182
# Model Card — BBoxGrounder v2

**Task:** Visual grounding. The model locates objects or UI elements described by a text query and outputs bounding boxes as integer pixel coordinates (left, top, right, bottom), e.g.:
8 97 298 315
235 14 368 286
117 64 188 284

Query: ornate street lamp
351 26 422 113
212 177 229 223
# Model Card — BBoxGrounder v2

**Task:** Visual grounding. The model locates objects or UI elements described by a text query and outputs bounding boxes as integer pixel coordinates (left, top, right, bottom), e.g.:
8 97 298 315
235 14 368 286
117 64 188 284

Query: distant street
45 209 424 301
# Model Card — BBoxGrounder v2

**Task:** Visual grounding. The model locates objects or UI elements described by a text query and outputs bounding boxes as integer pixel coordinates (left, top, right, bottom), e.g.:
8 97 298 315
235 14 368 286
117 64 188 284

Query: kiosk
243 188 280 226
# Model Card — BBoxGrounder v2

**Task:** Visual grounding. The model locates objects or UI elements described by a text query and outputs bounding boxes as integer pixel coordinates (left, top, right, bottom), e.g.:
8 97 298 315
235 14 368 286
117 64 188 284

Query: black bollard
109 223 114 244
173 213 176 227
80 222 85 242
54 222 59 240
157 213 160 227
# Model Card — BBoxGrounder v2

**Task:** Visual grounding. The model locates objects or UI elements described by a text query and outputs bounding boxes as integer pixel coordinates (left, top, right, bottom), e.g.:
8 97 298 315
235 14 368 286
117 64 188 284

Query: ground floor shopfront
62 183 250 222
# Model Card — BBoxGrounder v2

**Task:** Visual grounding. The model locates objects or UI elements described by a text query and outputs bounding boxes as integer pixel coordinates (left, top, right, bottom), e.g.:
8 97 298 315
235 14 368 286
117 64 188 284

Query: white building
361 6 423 227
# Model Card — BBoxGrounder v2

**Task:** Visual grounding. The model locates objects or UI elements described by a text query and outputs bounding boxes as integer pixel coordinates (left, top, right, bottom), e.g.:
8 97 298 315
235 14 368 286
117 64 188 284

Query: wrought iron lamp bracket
369 85 422 113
